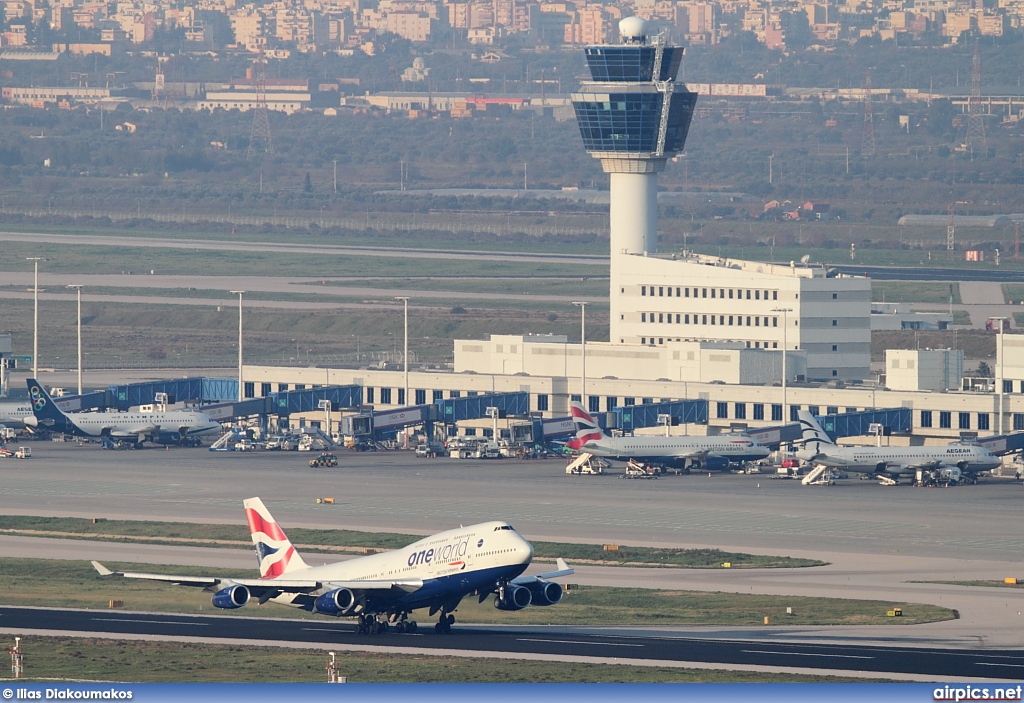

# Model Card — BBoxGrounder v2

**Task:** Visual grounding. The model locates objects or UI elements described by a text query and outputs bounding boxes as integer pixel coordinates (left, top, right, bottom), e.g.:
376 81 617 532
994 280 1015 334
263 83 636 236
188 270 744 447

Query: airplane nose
518 538 534 563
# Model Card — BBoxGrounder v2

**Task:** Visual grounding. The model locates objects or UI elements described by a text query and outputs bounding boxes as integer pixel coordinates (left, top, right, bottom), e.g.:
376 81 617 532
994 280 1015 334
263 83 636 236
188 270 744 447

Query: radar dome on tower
618 17 648 44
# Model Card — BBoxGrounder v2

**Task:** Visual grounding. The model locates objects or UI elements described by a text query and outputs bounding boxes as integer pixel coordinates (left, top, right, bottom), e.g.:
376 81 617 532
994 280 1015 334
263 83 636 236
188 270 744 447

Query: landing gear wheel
435 613 453 634
356 616 370 635
407 621 418 633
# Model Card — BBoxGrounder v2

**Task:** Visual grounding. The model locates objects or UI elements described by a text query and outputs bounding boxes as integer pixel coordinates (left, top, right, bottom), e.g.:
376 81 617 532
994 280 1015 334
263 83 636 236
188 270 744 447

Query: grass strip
0 557 953 627
0 516 825 569
0 636 881 683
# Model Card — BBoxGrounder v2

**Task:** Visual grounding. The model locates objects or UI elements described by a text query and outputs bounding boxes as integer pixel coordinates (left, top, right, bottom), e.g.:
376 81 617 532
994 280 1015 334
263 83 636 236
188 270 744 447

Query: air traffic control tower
571 18 698 330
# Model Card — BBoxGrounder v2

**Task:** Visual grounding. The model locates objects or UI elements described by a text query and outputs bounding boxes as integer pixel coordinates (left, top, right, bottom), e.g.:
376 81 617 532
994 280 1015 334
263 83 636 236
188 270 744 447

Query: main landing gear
356 612 419 635
435 612 455 634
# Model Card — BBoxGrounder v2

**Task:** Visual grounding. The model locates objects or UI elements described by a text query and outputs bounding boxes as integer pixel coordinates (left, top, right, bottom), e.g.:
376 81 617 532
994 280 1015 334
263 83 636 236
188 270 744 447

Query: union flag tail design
567 402 608 450
243 497 309 578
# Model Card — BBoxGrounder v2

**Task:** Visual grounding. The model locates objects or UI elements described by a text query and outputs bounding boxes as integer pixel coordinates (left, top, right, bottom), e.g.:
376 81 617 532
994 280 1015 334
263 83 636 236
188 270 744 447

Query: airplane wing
93 561 425 597
92 561 321 593
666 449 705 460
110 426 156 437
511 558 573 585
903 460 942 471
322 579 424 594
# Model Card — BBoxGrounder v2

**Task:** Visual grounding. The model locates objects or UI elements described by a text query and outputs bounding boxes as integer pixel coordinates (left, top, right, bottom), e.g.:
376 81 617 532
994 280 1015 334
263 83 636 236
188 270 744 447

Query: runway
1 606 1021 680
3 444 1024 677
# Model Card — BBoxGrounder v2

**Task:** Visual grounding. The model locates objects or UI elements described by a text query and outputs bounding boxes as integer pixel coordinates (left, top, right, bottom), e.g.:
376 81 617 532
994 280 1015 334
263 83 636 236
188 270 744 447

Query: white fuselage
0 404 33 429
63 410 222 439
798 443 1001 476
582 435 769 462
272 521 534 610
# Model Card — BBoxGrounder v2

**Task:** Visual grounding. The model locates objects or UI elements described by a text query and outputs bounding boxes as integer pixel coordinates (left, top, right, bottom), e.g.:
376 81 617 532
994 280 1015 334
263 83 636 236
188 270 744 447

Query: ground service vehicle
309 453 338 467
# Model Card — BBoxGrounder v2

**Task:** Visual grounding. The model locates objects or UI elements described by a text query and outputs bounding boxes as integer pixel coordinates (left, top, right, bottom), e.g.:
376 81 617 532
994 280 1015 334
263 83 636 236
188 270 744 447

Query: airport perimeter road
0 232 609 265
0 272 597 307
1 605 1021 680
829 265 1024 283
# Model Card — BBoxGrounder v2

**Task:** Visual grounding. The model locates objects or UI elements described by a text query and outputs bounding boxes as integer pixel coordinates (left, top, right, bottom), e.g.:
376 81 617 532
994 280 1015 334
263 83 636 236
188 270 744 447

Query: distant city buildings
0 0 1018 56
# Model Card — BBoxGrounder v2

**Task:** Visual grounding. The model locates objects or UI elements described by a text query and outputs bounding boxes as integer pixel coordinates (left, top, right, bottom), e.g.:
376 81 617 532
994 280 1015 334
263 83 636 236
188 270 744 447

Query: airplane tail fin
566 401 609 450
243 497 309 578
26 379 69 426
796 410 835 446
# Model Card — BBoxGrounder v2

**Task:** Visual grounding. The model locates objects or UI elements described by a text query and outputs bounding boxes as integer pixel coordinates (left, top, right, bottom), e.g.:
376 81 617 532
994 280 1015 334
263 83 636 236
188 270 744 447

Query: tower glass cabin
571 18 697 338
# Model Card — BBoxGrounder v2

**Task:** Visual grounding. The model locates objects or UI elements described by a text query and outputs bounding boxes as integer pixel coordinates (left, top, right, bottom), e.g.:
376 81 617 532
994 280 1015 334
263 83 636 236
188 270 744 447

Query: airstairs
565 452 608 475
801 465 834 485
209 428 245 452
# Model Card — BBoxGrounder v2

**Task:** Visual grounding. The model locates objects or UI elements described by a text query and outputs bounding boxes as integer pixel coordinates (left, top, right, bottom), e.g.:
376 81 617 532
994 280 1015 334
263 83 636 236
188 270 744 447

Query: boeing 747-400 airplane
94 497 573 634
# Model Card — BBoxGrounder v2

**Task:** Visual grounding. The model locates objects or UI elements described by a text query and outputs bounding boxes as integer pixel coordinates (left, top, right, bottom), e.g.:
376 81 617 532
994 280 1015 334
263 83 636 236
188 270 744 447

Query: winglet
556 558 570 572
92 561 113 576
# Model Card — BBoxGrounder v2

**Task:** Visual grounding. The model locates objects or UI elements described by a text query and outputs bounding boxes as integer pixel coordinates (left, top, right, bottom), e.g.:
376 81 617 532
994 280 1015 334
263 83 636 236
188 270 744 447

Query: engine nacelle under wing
526 580 563 606
493 584 532 611
212 584 250 609
314 588 358 616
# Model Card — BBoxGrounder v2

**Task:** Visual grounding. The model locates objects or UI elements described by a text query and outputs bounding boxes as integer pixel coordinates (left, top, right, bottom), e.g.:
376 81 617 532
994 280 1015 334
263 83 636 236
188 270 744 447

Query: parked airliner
794 410 1001 483
0 402 33 429
566 401 769 470
26 378 221 446
94 497 573 634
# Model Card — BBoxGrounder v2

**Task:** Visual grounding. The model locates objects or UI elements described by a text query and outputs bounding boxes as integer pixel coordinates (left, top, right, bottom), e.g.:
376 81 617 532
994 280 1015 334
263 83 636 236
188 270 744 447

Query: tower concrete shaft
571 18 697 342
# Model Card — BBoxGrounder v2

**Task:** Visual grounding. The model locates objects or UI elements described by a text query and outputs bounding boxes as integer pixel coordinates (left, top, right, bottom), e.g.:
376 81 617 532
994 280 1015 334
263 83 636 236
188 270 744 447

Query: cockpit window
493 525 514 531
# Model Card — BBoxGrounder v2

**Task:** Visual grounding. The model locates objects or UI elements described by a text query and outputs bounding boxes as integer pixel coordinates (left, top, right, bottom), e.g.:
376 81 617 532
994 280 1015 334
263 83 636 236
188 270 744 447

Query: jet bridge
976 432 1024 456
108 378 237 410
340 404 437 443
813 408 912 441
609 400 708 433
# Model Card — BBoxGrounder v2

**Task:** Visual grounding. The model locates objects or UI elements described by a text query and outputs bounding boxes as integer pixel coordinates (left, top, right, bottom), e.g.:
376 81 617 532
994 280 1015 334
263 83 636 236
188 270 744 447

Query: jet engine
526 580 563 606
703 456 730 472
211 584 250 609
314 588 358 616
493 584 532 611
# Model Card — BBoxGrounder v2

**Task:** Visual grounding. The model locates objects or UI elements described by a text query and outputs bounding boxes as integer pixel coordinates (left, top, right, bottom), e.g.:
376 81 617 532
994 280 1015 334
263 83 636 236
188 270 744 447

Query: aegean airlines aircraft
794 409 1000 483
26 378 221 446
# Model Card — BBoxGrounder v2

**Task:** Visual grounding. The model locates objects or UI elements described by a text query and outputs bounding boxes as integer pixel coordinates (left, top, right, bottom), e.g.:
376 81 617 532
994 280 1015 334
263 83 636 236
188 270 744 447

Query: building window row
921 410 993 431
641 285 778 301
641 312 778 328
639 336 779 349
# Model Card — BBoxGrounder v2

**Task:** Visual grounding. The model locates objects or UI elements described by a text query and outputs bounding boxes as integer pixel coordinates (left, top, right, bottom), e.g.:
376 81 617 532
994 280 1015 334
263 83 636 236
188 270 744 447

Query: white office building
613 252 871 382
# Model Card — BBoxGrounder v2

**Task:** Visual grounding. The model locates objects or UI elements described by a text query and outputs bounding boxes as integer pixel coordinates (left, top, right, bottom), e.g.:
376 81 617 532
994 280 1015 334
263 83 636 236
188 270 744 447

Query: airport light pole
993 316 1008 434
67 285 83 395
26 258 45 377
231 291 245 402
572 302 588 408
772 307 792 423
395 297 409 406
